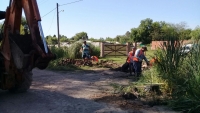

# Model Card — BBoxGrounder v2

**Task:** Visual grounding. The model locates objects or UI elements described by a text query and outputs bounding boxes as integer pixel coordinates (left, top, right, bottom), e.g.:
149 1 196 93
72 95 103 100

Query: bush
154 36 200 112
50 46 68 58
68 41 82 59
88 43 100 57
169 41 200 113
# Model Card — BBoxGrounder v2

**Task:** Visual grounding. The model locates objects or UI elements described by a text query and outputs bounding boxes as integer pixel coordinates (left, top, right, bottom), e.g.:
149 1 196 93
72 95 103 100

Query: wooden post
100 42 104 57
57 3 60 48
126 42 130 55
134 42 137 49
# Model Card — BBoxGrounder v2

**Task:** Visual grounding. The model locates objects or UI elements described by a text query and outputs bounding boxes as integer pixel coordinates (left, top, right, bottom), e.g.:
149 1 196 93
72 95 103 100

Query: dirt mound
57 58 122 70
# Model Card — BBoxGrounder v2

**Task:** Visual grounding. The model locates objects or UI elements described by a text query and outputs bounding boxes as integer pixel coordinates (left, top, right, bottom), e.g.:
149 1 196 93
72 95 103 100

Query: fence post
126 42 130 55
100 42 104 57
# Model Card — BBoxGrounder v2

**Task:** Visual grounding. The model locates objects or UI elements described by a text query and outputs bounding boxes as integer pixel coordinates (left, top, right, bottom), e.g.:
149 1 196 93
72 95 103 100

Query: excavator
0 0 56 93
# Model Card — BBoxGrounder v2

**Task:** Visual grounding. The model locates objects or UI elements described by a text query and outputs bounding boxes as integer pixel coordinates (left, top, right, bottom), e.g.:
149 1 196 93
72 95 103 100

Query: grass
99 56 127 65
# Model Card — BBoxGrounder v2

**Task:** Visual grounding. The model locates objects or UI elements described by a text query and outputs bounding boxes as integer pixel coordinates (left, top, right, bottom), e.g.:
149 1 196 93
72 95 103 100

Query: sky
0 0 200 39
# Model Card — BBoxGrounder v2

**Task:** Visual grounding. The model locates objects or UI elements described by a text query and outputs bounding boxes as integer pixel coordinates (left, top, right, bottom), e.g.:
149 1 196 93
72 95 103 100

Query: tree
72 32 88 41
138 18 153 44
190 26 200 40
130 28 140 42
89 37 99 42
60 35 68 42
119 35 130 44
178 29 191 40
105 37 113 42
173 22 191 40
125 31 131 38
150 22 162 41
46 35 58 45
160 24 178 41
99 37 104 42
114 35 120 42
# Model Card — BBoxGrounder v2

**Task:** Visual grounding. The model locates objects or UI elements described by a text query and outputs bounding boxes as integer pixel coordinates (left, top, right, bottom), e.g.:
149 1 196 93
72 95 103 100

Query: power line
41 7 56 18
46 10 56 35
38 0 50 5
41 0 83 18
59 0 83 6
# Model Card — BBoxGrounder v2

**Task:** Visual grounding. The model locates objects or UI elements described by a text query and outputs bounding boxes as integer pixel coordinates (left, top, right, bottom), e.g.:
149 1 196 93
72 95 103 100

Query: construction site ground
0 68 178 113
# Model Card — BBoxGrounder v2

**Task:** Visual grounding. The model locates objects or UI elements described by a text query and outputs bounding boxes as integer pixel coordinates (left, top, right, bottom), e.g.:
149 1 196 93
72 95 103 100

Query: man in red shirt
121 46 136 73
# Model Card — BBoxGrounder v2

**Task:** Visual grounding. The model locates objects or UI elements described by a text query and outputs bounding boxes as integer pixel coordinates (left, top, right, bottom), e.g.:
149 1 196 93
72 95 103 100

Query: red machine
0 0 56 92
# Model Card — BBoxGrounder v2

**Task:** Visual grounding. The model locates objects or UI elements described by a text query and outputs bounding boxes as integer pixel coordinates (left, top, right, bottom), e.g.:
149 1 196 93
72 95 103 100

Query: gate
100 42 130 57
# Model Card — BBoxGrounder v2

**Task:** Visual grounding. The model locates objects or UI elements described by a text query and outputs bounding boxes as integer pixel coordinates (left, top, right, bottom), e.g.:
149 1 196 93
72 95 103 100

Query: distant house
151 40 193 50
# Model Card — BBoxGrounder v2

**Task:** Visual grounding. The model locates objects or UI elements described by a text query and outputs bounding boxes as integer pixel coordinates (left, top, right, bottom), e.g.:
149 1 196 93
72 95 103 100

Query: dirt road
0 68 177 113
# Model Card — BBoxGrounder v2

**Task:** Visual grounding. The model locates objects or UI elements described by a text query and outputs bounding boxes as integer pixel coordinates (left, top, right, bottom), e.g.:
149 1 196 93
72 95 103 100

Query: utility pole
57 3 60 48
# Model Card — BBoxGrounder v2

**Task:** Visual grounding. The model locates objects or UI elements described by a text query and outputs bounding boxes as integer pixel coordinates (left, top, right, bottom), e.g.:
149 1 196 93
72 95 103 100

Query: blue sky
0 0 200 39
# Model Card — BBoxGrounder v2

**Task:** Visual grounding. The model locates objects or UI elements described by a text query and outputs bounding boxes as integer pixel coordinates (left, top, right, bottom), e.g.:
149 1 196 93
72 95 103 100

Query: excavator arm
0 0 56 92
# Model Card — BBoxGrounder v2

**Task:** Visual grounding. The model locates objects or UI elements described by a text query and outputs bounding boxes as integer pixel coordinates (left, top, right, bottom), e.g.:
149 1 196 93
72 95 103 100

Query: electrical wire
59 0 83 6
38 0 50 5
41 0 83 18
46 10 56 35
41 7 56 18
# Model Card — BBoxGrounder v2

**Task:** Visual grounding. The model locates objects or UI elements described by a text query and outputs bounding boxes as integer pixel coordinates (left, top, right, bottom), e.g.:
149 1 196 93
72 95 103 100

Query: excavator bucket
9 34 32 69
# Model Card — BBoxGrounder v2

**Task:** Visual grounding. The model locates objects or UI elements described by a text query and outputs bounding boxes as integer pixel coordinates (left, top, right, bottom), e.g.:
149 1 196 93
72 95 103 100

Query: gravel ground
0 68 178 113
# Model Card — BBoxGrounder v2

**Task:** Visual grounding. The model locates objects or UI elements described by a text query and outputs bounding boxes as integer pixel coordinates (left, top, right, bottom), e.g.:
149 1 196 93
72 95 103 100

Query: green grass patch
99 56 126 65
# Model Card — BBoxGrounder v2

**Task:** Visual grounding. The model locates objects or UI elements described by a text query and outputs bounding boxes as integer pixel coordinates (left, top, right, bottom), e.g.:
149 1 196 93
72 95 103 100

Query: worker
132 46 149 77
80 40 91 62
121 46 136 73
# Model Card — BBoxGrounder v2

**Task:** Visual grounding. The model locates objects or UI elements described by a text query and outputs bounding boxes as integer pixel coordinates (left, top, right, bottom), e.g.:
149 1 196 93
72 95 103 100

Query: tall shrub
68 42 82 59
169 41 200 112
155 36 184 94
50 46 68 58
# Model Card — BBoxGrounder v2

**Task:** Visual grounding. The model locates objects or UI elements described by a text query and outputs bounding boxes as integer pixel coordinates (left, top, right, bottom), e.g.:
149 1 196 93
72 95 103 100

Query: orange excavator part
0 0 56 92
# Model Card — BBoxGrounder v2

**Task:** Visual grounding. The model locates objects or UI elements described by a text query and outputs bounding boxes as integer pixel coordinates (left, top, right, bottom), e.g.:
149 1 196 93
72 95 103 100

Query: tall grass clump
168 41 200 113
139 67 166 85
68 42 82 59
50 46 68 58
155 33 200 112
89 44 100 57
154 35 184 94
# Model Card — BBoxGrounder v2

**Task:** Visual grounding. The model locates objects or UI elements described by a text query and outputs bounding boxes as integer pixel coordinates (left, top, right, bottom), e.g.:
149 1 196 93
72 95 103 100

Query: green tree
60 35 68 42
46 35 58 45
105 37 113 42
138 18 153 44
125 31 131 38
99 37 104 42
161 24 178 41
114 35 120 42
190 26 200 40
119 35 130 44
174 22 191 40
178 29 191 40
89 37 99 42
130 28 140 42
72 32 88 41
150 22 163 41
